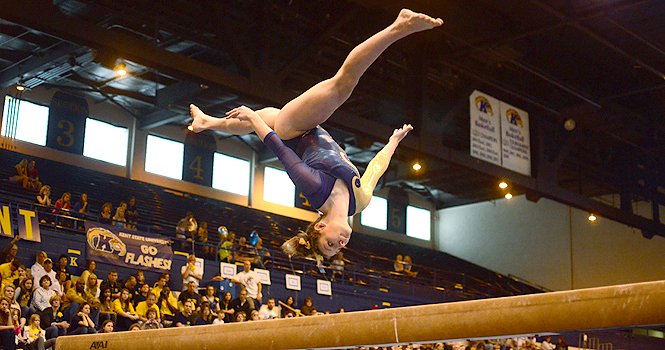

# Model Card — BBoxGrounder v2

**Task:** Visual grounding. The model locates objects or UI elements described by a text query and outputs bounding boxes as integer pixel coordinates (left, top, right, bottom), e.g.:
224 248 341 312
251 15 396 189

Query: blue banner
84 222 173 273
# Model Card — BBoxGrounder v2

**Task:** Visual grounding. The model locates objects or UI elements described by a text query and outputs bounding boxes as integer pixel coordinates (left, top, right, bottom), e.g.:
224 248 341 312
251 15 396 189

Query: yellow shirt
0 263 17 286
159 293 178 316
135 301 160 319
112 299 135 315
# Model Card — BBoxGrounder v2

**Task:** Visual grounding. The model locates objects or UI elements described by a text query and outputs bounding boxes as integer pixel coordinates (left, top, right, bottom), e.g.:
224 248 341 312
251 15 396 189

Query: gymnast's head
282 215 351 259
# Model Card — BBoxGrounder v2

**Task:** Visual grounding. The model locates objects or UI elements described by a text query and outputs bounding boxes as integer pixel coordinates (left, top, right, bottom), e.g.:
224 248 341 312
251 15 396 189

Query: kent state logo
474 96 494 115
87 227 127 256
505 109 523 128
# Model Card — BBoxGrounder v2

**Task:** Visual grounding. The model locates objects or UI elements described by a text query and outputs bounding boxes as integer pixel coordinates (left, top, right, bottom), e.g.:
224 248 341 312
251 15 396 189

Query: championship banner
84 222 173 273
46 91 88 155
183 132 216 187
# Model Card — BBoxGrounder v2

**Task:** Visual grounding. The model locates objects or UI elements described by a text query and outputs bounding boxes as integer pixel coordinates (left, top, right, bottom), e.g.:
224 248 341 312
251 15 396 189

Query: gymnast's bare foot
392 9 444 34
190 104 214 133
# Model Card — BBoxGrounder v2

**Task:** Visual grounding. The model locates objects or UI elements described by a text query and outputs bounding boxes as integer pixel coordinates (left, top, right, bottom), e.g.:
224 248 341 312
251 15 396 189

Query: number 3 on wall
56 119 75 148
189 155 204 180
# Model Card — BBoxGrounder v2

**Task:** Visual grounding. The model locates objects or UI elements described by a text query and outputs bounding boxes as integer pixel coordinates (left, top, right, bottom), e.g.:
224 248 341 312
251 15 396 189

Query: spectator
24 161 42 191
113 289 138 331
173 300 195 327
0 297 14 350
99 270 122 300
52 192 71 215
99 320 114 333
13 264 28 289
394 254 405 273
36 186 52 208
141 308 162 330
236 237 249 260
79 260 96 289
12 308 26 347
178 281 201 312
541 337 554 350
218 291 234 324
134 283 151 305
112 202 127 229
62 279 100 327
280 296 296 318
249 309 260 321
68 302 96 335
300 297 314 316
32 258 56 296
135 271 146 287
180 254 202 290
231 261 261 309
258 298 278 320
150 275 167 299
403 255 418 277
125 197 138 230
197 222 212 257
233 311 246 322
201 285 220 317
252 238 271 268
195 302 215 325
0 236 20 263
16 278 34 319
3 284 24 328
31 275 56 313
176 212 197 246
40 295 68 340
156 286 178 328
555 338 568 350
24 313 56 350
98 288 116 327
8 159 28 187
331 251 345 280
72 193 88 215
85 273 100 300
55 255 71 292
99 203 113 225
123 276 138 301
0 259 22 287
218 232 235 263
135 293 160 324
128 323 141 331
51 271 66 299
30 252 47 280
230 288 252 321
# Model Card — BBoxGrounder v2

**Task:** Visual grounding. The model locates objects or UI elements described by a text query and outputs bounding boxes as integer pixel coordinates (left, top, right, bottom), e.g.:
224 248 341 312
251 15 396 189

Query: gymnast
190 9 443 266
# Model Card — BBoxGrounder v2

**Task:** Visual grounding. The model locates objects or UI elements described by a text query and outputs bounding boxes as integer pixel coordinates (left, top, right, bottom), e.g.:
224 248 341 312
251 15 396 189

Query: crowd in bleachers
0 233 350 349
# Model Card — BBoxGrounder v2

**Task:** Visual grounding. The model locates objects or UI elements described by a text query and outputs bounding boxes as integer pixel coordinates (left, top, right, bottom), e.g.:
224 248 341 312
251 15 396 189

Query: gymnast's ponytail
282 216 324 263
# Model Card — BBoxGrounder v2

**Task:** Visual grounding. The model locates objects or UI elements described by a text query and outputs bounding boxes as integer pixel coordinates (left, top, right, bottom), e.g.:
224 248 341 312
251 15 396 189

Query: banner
470 90 502 166
16 208 41 242
46 91 88 155
183 132 215 187
285 274 301 291
500 102 531 176
84 222 173 273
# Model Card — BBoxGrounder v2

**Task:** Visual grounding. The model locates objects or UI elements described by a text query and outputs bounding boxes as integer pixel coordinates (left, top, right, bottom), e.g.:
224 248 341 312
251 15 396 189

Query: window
1 96 49 146
361 196 387 230
145 135 183 180
212 153 250 196
263 167 294 207
83 118 128 166
406 205 431 240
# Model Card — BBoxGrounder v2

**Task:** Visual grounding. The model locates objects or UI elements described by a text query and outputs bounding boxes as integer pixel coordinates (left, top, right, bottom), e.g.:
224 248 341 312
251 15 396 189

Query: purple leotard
263 127 360 215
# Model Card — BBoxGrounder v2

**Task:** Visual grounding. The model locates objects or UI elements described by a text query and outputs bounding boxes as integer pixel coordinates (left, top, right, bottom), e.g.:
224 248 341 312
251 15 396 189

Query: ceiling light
505 193 513 199
115 62 127 76
187 125 194 131
564 119 576 131
588 213 597 222
15 83 25 91
499 181 508 189
412 162 421 171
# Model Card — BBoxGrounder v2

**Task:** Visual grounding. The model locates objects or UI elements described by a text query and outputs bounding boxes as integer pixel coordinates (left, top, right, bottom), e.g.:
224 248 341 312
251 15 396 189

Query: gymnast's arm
225 105 325 197
356 124 413 213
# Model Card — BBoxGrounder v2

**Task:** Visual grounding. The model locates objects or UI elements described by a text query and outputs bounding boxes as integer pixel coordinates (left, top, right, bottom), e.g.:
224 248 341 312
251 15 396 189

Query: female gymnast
190 9 443 266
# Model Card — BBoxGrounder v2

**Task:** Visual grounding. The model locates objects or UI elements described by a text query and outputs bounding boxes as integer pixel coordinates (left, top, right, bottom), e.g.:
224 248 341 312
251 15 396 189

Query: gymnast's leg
273 9 443 140
190 105 279 135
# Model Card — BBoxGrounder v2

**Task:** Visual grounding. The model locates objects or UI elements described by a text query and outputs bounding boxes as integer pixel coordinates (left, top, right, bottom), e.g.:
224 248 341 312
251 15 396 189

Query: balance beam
55 280 665 350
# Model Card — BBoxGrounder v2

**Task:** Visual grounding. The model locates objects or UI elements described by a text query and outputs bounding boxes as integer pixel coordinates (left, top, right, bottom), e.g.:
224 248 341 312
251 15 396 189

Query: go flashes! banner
84 222 173 272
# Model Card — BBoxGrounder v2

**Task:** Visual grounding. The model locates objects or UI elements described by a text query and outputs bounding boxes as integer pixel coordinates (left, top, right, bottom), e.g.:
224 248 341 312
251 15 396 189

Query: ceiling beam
0 41 77 89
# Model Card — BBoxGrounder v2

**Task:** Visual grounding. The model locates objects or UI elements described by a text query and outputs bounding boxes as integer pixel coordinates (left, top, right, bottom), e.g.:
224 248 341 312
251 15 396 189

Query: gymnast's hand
225 105 260 122
390 124 413 143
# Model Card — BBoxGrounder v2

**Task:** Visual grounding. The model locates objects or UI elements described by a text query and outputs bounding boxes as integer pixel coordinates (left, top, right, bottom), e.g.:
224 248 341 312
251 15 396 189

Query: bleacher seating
0 147 543 301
